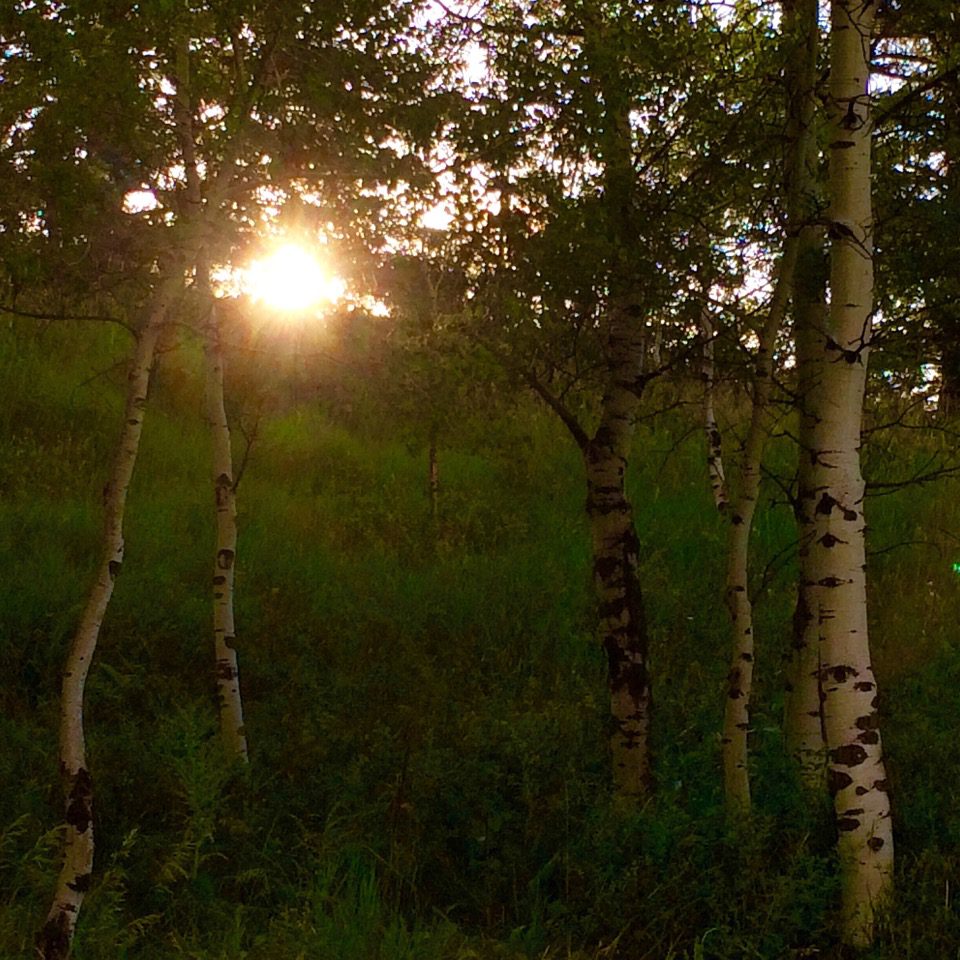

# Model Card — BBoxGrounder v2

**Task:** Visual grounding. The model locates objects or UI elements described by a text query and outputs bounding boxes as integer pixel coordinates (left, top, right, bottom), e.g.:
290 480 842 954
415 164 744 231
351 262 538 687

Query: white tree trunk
585 311 653 801
202 292 249 762
176 42 248 763
814 2 893 945
37 284 173 960
699 308 729 513
721 239 797 814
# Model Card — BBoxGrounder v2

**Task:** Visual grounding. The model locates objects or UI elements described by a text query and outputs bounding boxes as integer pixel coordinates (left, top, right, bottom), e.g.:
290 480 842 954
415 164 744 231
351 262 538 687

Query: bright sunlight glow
244 244 346 312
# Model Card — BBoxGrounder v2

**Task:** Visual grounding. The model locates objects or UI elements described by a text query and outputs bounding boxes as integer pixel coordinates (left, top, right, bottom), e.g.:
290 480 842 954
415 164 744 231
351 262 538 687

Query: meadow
2 319 959 959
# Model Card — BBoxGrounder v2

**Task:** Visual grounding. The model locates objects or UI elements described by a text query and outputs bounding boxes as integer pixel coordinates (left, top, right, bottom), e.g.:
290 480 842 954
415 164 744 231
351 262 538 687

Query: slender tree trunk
719 0 824 813
813 2 893 945
584 313 652 801
202 290 249 762
700 307 729 513
37 284 173 960
781 0 829 788
785 226 830 786
483 313 653 802
176 42 248 761
721 239 798 814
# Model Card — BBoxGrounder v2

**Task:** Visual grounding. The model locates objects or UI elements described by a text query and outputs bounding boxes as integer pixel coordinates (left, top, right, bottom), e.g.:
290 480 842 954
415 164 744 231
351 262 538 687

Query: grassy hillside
2 319 959 959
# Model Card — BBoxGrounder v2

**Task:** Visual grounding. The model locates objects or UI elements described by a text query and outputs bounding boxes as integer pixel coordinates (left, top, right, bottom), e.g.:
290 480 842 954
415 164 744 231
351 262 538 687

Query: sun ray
244 244 345 312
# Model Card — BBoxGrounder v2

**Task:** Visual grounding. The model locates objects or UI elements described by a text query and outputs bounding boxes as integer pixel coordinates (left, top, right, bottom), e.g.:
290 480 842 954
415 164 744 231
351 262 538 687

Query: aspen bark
700 307 729 513
582 14 654 802
176 41 248 761
202 291 249 762
813 2 893 945
721 239 797 814
584 312 652 801
719 0 824 813
37 285 172 960
782 0 829 788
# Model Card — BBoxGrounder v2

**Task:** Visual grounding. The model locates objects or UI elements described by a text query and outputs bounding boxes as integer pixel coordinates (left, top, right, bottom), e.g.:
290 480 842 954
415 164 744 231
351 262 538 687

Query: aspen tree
200 281 249 761
579 13 653 800
699 306 729 514
783 0 829 787
173 38 248 762
813 0 893 945
720 238 797 813
37 279 176 960
718 0 828 812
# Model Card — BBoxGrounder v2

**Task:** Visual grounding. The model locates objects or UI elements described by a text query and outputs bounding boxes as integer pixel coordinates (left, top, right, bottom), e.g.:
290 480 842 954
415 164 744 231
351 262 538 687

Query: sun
244 243 345 312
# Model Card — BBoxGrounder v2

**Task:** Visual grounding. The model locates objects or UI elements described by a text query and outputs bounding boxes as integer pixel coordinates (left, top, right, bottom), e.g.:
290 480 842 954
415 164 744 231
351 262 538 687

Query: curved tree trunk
813 2 893 946
37 285 172 960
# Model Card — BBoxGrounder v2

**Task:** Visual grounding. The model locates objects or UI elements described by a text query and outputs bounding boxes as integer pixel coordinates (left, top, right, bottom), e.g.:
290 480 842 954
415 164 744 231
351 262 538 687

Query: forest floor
2 322 960 959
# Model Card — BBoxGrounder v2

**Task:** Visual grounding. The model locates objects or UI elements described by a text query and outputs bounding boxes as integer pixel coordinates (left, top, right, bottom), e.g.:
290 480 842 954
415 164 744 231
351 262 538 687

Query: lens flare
245 244 345 312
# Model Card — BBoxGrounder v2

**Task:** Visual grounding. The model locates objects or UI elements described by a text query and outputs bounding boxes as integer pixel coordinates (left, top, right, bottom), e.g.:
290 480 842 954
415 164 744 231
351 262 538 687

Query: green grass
2 320 960 958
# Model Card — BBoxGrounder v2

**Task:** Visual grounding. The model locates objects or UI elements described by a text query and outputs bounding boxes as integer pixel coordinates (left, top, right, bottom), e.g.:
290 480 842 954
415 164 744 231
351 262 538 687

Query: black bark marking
594 555 620 580
65 767 93 834
213 575 227 586
867 836 885 851
216 549 235 571
67 872 92 893
855 713 879 731
108 560 122 580
827 769 853 795
830 664 858 683
857 730 879 745
588 484 622 497
820 532 844 548
853 681 874 692
37 913 72 960
599 597 629 621
831 743 868 767
819 576 845 588
836 817 861 832
215 473 232 507
216 661 237 681
873 778 890 793
815 492 838 516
